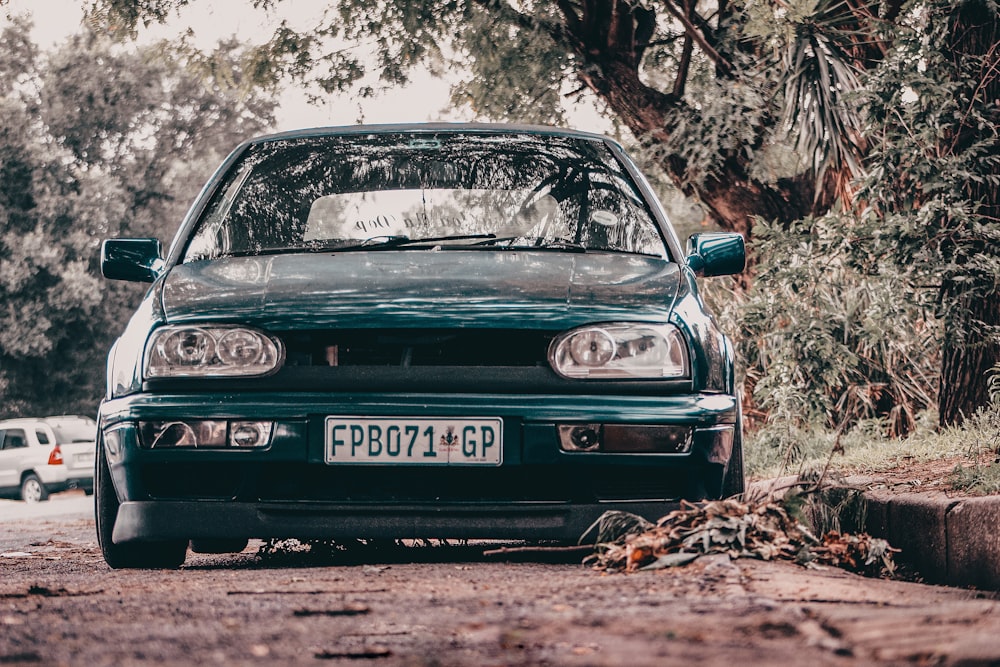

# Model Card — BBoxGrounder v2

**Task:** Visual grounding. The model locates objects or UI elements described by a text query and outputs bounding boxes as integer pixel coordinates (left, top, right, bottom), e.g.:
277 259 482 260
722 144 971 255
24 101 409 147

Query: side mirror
685 232 746 277
101 238 164 283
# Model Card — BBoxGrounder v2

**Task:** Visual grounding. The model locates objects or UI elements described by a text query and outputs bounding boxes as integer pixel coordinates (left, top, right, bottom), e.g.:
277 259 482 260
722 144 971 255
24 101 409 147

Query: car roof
0 415 95 428
244 123 618 148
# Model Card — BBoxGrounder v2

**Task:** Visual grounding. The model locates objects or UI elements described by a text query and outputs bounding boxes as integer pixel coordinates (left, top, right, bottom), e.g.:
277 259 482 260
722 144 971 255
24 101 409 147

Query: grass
746 403 1000 495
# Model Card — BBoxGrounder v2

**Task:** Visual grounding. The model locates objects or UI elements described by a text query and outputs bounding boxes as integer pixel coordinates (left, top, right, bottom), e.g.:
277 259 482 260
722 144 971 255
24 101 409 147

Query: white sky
3 0 607 133
3 0 468 130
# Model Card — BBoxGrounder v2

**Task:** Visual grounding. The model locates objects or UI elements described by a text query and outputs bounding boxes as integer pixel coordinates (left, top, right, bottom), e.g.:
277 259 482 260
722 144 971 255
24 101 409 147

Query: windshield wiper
472 236 586 252
326 234 499 251
215 233 590 258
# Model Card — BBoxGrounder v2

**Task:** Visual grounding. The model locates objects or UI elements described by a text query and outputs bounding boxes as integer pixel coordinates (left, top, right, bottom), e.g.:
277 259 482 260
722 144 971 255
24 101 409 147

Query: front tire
722 405 746 499
95 434 187 569
721 431 745 498
20 474 48 503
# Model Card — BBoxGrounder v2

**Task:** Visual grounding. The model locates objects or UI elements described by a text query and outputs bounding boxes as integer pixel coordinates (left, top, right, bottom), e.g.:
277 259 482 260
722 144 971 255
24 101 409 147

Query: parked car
97 124 745 568
0 415 96 502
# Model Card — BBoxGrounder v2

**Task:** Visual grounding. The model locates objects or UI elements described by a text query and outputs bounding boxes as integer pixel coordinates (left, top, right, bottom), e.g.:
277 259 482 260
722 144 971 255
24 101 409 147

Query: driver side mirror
685 233 746 277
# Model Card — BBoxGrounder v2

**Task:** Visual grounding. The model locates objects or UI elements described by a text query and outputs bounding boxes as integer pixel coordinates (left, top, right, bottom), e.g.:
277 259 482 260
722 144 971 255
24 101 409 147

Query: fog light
230 422 272 448
558 424 602 451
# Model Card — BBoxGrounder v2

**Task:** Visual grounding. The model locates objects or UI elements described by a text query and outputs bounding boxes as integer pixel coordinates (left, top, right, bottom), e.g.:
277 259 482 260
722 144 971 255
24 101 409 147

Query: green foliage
856 0 999 423
0 18 275 418
657 62 774 189
770 0 868 181
450 6 572 123
944 384 1000 494
740 214 938 437
746 410 962 480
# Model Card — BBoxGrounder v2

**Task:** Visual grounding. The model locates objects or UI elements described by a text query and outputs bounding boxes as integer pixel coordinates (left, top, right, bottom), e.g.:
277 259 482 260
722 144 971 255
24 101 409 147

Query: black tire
722 409 746 499
95 435 187 569
20 473 48 503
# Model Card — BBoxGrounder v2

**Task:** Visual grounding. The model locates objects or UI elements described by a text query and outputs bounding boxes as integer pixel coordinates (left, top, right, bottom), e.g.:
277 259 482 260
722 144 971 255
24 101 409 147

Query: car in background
97 123 745 568
0 415 96 502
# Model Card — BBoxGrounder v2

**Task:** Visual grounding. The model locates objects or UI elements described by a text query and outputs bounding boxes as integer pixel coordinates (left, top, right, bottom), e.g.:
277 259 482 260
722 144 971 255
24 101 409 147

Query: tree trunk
938 284 1000 425
937 0 1000 426
559 0 820 245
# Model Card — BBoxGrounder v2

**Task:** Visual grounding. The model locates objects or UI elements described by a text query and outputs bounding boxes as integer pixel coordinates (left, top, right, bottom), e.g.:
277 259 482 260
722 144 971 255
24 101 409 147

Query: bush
739 214 938 438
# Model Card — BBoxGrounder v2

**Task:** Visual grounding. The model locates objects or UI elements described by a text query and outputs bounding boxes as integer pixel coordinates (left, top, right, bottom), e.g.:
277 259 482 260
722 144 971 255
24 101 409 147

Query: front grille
280 329 555 368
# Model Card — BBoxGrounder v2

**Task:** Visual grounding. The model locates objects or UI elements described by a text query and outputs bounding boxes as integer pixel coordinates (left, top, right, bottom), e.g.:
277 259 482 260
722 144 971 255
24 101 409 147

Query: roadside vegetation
745 371 1000 493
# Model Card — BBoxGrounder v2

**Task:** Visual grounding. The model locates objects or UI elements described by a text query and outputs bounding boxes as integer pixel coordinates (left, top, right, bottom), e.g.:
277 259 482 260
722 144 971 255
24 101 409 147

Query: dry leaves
585 499 898 577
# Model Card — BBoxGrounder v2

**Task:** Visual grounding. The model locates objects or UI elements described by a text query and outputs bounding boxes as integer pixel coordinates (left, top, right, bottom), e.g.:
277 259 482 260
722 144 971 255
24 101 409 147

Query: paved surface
0 490 92 523
4 515 1000 666
4 486 1000 590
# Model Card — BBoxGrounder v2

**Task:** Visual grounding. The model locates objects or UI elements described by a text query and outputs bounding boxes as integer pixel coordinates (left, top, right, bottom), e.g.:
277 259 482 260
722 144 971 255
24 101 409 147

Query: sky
2 0 469 131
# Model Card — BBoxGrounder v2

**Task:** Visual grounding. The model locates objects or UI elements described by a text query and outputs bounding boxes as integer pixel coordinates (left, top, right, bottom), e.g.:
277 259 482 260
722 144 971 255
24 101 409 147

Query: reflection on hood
162 251 681 330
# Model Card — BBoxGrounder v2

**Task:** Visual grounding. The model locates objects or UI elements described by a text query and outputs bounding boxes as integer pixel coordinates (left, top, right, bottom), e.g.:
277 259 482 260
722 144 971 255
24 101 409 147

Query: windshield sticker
591 210 619 227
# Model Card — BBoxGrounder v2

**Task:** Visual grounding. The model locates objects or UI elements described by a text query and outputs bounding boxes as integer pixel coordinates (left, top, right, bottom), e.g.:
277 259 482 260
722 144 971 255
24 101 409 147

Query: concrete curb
749 477 1000 589
864 490 1000 589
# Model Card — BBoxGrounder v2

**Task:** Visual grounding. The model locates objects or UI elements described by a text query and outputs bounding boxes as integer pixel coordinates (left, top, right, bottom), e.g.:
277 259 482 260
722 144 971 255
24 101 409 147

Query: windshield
182 132 667 261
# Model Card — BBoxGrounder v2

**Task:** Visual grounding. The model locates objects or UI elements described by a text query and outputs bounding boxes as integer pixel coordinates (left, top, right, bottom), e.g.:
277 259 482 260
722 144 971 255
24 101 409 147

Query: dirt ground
853 455 977 495
3 502 1000 666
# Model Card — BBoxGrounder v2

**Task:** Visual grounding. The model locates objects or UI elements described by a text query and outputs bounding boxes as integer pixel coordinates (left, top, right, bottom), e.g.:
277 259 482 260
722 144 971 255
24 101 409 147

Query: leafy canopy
0 16 276 417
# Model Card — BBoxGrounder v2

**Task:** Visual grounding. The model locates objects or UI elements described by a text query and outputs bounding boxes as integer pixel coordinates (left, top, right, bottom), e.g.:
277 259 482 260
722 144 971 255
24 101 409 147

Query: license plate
324 417 502 466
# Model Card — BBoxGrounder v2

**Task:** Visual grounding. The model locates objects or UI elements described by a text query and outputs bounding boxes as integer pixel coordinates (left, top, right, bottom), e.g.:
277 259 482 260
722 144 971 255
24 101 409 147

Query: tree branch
673 0 694 98
659 0 733 76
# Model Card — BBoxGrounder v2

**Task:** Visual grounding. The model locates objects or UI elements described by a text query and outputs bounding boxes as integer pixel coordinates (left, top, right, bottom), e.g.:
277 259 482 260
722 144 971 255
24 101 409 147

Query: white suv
0 416 96 502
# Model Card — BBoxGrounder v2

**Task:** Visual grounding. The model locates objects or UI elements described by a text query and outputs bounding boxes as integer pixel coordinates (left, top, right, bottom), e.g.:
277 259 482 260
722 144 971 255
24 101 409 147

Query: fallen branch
482 544 594 557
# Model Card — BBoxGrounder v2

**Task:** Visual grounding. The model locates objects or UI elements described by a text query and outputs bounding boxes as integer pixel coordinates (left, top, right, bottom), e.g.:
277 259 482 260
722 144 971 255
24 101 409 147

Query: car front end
96 124 744 568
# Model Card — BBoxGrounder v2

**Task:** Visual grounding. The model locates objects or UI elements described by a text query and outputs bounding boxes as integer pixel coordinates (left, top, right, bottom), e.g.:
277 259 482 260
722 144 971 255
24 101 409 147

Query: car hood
160 251 681 330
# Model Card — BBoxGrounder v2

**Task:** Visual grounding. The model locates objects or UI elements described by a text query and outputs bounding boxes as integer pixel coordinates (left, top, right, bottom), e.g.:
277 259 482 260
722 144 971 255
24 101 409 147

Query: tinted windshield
183 132 667 261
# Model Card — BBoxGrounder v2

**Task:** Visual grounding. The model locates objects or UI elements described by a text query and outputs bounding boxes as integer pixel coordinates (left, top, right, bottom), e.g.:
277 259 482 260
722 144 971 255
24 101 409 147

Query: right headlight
548 323 689 379
144 325 283 378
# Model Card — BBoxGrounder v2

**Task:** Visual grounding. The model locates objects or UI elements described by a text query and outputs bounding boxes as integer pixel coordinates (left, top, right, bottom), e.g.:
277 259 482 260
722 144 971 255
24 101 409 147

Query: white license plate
324 417 502 466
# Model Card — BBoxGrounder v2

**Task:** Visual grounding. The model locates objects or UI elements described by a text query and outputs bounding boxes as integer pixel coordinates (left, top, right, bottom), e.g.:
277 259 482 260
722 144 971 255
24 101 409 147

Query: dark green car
97 124 745 568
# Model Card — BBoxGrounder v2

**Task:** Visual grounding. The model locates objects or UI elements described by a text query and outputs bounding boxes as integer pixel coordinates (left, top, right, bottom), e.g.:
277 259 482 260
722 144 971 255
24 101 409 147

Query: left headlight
548 323 689 379
144 325 283 378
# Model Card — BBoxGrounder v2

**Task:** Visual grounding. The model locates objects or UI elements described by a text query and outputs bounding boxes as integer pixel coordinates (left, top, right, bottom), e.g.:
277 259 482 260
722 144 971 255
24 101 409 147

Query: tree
857 0 999 426
87 0 880 240
0 17 276 417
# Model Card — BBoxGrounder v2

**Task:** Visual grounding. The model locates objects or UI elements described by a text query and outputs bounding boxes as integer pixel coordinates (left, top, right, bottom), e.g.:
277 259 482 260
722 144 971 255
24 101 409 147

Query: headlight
144 326 283 378
548 323 689 379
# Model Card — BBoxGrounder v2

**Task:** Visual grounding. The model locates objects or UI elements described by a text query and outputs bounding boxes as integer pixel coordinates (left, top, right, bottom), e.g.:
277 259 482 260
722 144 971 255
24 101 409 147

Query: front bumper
113 499 686 544
100 391 737 543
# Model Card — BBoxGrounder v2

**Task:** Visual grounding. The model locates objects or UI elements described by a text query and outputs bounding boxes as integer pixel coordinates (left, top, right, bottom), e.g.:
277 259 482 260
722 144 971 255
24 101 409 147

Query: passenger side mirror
101 238 164 283
685 233 746 277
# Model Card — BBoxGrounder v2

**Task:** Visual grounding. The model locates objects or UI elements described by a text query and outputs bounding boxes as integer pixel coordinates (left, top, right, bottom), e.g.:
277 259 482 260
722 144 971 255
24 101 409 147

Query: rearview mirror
101 238 164 283
685 233 746 277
